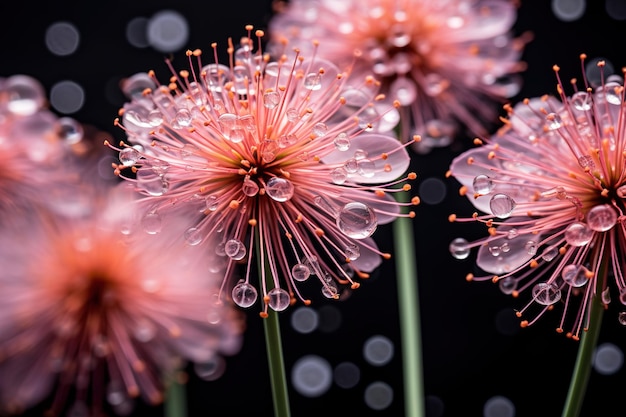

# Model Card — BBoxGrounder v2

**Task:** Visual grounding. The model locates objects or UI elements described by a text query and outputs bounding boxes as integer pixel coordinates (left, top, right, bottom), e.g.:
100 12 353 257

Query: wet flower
109 26 418 316
447 55 626 340
0 74 90 222
0 184 244 415
267 0 530 153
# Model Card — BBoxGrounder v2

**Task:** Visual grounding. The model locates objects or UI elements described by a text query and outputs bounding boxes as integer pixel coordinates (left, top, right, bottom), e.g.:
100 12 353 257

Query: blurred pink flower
109 27 418 317
447 55 626 339
0 183 244 415
268 0 530 153
0 75 88 221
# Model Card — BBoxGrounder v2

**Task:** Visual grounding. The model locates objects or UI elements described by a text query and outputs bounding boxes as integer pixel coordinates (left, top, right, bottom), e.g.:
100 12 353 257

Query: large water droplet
571 91 592 111
532 282 561 305
263 91 280 108
561 264 589 287
304 73 322 90
334 133 350 151
499 277 517 295
336 202 377 239
489 194 516 218
565 222 594 246
232 281 257 308
586 204 617 231
242 177 259 197
184 227 203 246
330 167 348 184
119 147 141 167
265 177 294 202
268 287 290 311
141 212 162 234
225 239 247 260
449 237 470 259
292 264 311 282
472 174 494 195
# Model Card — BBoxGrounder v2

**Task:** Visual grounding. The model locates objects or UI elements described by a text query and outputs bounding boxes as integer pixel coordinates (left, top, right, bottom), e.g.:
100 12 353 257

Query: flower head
448 55 626 339
109 26 418 316
267 0 530 153
0 74 92 222
0 183 244 415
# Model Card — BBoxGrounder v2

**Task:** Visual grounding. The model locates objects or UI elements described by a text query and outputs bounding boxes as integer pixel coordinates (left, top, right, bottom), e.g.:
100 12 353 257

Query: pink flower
0 75 89 222
447 55 626 340
109 26 418 317
0 183 244 415
268 0 530 153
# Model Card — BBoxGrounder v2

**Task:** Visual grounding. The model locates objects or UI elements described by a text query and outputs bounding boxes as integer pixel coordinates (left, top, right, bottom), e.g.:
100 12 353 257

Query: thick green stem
393 190 425 417
263 310 291 417
164 373 187 417
561 261 606 417
256 231 291 417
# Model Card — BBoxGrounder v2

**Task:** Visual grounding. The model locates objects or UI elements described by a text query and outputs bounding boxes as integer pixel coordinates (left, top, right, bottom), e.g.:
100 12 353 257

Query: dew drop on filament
268 287 290 311
489 194 516 218
232 281 257 308
532 282 561 305
449 237 470 259
336 202 377 239
586 204 617 231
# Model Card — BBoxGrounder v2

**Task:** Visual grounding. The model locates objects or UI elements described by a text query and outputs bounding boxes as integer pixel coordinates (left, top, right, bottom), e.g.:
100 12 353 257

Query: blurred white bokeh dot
290 306 319 334
50 80 84 114
317 304 342 333
147 10 189 53
418 177 447 205
291 355 332 398
593 342 623 375
333 361 360 389
426 395 445 417
364 381 393 410
363 334 394 366
126 17 150 48
483 395 515 417
606 0 626 20
45 21 80 56
551 0 586 21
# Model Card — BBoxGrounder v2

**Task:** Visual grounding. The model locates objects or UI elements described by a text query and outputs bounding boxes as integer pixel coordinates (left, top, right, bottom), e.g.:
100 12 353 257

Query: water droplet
321 281 339 298
106 380 127 406
565 222 594 246
546 112 563 129
619 311 626 325
148 110 164 126
225 239 246 260
292 264 311 282
334 133 350 151
578 155 595 170
472 175 494 195
119 147 141 167
265 177 294 202
449 237 470 259
617 185 626 198
541 246 558 262
336 202 377 239
57 117 83 144
137 171 169 196
279 134 298 148
330 167 348 184
525 240 538 255
175 108 192 126
571 91 592 111
263 91 281 108
232 281 257 308
561 264 589 287
620 288 626 305
242 177 259 197
345 244 360 261
357 159 376 177
184 227 202 245
507 228 519 239
268 287 291 311
489 194 516 218
304 73 322 90
132 319 156 343
532 282 561 305
344 158 358 173
586 204 617 231
489 245 501 257
424 73 446 96
353 149 368 160
313 122 327 137
206 195 219 211
499 277 517 295
141 212 162 234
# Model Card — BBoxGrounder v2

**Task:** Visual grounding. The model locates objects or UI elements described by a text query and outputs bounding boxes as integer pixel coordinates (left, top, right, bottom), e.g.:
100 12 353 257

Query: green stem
393 190 425 417
263 310 291 417
561 261 606 417
256 230 291 417
164 372 187 417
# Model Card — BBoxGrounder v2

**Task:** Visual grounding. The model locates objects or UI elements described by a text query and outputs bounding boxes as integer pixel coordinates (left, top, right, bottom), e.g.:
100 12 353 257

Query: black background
1 1 625 416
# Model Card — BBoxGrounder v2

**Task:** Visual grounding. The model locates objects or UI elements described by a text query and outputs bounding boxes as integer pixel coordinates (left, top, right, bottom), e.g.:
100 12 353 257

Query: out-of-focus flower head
0 182 245 415
108 26 419 317
268 0 530 153
0 74 109 222
447 54 626 340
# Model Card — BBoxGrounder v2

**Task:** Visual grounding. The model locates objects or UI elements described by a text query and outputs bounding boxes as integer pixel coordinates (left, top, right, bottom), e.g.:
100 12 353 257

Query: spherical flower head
448 55 626 340
109 26 418 317
268 0 530 153
0 74 98 223
0 184 244 415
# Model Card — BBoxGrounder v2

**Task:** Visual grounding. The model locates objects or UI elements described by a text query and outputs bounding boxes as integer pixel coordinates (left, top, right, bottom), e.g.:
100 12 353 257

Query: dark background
1 1 625 416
